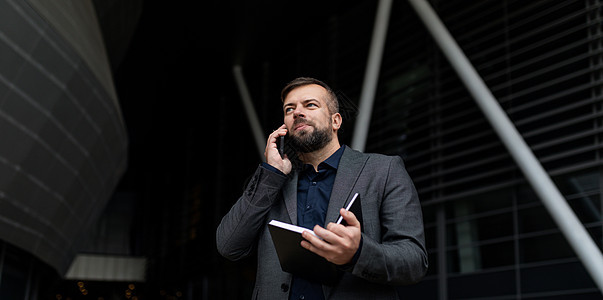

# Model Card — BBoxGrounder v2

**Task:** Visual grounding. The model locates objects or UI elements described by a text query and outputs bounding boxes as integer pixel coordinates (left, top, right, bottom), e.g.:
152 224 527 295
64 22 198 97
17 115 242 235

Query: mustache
293 118 314 127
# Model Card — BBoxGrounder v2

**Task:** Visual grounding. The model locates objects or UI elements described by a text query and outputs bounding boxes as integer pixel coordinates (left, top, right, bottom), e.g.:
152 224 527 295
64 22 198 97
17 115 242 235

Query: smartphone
277 135 286 158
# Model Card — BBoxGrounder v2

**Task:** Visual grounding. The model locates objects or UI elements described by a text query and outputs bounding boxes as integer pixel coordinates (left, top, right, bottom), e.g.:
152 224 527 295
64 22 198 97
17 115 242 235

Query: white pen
336 192 359 224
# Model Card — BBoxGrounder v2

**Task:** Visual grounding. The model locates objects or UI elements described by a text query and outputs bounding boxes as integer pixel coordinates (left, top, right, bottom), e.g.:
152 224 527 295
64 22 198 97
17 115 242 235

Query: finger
301 229 324 244
303 228 357 265
313 224 345 245
268 127 287 145
266 126 287 149
267 130 277 144
325 222 348 237
273 124 287 135
301 230 333 255
340 208 361 229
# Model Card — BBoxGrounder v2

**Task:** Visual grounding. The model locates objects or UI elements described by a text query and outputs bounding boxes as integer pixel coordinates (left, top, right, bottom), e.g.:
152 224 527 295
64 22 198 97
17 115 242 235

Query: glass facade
372 0 603 298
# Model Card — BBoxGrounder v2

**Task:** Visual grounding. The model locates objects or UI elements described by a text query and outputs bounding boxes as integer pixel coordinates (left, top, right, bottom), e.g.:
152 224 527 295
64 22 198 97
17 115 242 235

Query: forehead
283 84 328 104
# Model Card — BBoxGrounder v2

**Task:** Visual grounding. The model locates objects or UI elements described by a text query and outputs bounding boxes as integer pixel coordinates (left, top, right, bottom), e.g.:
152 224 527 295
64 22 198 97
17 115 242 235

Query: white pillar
233 65 266 162
407 0 603 293
409 0 603 293
351 0 393 152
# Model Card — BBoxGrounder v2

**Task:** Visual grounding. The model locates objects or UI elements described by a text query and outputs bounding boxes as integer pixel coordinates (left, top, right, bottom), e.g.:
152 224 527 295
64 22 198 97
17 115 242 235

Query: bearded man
217 77 428 300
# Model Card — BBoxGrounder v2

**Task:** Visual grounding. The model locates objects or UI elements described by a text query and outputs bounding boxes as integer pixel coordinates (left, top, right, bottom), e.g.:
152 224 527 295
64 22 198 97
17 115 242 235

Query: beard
288 118 332 153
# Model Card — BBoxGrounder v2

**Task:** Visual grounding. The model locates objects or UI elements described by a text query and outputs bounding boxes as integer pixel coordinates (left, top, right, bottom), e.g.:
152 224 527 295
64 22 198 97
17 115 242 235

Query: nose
293 107 305 118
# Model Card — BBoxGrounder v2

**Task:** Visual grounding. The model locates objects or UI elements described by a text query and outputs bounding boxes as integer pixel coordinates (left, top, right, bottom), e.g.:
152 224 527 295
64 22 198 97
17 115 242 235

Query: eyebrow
283 98 320 109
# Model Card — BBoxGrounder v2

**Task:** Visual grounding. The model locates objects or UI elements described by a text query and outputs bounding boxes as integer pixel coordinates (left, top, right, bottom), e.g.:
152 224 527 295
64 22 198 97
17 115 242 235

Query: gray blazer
217 146 428 299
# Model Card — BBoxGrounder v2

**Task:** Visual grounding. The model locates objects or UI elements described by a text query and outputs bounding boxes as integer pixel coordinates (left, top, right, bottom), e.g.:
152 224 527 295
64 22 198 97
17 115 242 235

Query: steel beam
408 0 603 293
233 65 266 162
351 0 393 152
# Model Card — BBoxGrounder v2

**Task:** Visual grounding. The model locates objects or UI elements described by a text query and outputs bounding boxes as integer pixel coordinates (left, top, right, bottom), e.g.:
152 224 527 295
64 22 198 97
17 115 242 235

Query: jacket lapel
282 172 298 224
283 146 368 226
325 146 368 224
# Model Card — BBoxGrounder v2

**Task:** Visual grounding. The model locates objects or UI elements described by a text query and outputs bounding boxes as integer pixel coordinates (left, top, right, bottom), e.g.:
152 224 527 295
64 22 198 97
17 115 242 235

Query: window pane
425 225 437 250
517 184 540 205
519 233 573 263
397 278 438 300
0 245 30 300
448 270 516 299
518 206 556 234
521 261 597 294
445 189 512 218
519 197 601 234
447 213 514 246
426 252 438 277
447 240 514 273
554 170 599 195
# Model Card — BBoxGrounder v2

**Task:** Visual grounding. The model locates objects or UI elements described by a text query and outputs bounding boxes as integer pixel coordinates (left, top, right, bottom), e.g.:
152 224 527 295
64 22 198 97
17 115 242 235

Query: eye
307 103 318 108
284 107 294 113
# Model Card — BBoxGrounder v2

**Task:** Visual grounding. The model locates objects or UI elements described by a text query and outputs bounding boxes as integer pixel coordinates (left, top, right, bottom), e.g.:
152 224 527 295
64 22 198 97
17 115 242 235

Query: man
216 77 428 299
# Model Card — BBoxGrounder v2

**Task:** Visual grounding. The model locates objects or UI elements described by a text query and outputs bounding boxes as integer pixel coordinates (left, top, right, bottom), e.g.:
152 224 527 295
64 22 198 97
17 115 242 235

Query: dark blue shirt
296 147 343 230
291 146 343 300
262 146 345 300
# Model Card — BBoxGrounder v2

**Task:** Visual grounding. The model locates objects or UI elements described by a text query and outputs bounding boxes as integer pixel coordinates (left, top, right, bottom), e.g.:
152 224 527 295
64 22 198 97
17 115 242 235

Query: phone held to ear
278 136 286 158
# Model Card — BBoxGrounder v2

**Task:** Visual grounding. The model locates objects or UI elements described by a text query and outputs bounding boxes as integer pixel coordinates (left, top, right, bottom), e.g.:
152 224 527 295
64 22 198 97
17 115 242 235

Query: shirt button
306 205 311 209
281 283 289 292
299 295 305 300
312 182 317 185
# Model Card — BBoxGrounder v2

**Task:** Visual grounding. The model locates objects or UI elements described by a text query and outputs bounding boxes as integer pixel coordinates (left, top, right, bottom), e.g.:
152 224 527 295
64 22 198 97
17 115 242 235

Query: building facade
222 0 603 298
0 0 601 299
0 0 130 298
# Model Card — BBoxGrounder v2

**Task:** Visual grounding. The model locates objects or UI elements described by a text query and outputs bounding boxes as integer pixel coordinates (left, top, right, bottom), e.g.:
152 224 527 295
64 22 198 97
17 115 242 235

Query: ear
332 113 342 130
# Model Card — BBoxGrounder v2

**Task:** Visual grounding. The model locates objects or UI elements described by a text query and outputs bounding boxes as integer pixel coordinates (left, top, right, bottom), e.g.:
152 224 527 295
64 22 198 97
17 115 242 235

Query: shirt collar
323 145 344 169
302 145 344 172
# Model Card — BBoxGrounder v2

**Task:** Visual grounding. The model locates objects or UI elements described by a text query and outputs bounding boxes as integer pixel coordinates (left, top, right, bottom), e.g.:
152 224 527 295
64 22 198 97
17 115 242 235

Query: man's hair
280 77 339 114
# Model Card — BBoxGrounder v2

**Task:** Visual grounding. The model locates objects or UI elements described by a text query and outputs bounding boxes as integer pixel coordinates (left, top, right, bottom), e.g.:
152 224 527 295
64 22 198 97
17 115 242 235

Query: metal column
351 0 393 152
233 65 266 162
407 0 603 292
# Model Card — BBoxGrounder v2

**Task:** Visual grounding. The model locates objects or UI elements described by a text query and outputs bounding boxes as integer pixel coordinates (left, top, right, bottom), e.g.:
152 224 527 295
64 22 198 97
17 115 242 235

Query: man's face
283 84 336 153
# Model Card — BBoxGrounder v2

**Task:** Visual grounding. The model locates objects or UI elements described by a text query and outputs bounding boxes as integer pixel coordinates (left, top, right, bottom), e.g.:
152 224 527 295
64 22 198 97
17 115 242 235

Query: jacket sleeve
351 156 428 285
216 164 288 261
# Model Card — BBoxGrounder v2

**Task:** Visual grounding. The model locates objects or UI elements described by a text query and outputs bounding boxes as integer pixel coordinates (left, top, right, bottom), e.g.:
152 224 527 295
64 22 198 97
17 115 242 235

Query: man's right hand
265 124 292 174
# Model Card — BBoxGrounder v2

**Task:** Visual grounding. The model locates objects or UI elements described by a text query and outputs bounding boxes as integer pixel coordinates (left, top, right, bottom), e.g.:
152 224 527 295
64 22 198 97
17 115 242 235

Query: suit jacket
216 146 428 299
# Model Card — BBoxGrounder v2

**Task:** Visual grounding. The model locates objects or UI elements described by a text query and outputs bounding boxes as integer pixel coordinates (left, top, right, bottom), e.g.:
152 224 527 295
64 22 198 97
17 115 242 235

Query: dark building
0 0 601 299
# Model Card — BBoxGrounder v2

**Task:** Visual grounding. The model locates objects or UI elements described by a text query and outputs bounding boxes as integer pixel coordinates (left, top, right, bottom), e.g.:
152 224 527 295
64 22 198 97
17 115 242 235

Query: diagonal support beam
233 65 266 162
351 0 393 152
407 0 603 293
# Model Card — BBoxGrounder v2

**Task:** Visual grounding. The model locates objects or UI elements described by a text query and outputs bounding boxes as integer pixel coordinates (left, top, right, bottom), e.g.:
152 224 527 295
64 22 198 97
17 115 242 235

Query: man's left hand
301 208 362 265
